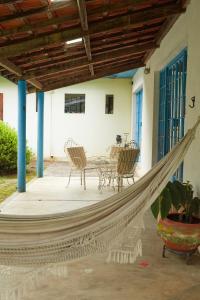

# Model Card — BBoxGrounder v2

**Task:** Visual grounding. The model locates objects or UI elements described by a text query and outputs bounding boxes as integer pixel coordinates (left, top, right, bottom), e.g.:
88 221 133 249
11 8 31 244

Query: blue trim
17 80 27 192
37 91 44 178
107 69 138 78
135 89 143 150
158 49 187 181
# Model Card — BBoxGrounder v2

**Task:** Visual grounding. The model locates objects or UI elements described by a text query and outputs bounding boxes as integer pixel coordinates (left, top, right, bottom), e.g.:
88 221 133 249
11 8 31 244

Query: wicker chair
98 148 139 192
109 145 123 162
115 148 139 191
65 146 98 190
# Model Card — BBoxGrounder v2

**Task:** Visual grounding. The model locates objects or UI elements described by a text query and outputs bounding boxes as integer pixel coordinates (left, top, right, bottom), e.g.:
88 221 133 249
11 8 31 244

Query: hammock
0 117 199 299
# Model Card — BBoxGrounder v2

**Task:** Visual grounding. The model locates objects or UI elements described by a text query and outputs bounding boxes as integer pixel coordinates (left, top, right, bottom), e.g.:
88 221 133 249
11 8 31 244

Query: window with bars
105 95 114 114
64 94 85 113
158 49 187 181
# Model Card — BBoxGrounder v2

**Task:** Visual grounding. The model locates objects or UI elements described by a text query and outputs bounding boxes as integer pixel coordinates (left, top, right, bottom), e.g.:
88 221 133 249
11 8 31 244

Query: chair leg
66 168 72 187
110 175 115 191
117 177 120 192
83 169 86 190
80 171 83 186
98 173 103 193
118 177 123 192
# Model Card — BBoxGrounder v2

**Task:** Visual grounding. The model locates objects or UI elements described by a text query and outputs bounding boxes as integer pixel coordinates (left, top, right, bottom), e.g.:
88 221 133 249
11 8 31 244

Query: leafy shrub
0 121 32 174
151 180 200 223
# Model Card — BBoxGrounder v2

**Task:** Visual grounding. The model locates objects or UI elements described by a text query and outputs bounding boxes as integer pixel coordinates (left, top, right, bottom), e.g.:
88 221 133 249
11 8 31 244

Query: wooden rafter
0 0 21 3
0 0 161 38
0 3 184 59
143 1 187 63
10 24 159 68
0 1 77 24
42 61 144 92
22 41 156 80
0 59 42 90
0 0 189 91
26 54 144 82
77 0 94 76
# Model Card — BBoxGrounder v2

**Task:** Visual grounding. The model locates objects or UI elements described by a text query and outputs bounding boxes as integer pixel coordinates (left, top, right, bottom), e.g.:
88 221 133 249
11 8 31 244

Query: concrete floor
0 164 200 300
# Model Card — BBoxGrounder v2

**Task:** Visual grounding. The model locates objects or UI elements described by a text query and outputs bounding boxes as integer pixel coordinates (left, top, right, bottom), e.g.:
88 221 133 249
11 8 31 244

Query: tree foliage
0 121 32 174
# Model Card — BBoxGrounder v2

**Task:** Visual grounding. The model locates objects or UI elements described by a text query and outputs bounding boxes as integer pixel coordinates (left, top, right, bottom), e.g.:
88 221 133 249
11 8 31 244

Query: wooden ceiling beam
92 36 154 54
42 61 144 92
33 54 143 82
14 49 85 68
77 0 94 76
27 78 43 90
0 58 43 90
143 14 184 63
15 30 155 62
0 1 77 24
91 25 160 47
19 33 153 73
0 3 185 59
181 0 191 9
11 37 152 73
0 0 159 38
0 58 22 76
143 0 189 64
0 0 21 3
22 41 156 80
12 25 159 66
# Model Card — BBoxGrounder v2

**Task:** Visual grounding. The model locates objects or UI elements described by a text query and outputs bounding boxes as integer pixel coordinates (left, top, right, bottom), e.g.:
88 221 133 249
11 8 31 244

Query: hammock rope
0 117 199 300
0 117 199 267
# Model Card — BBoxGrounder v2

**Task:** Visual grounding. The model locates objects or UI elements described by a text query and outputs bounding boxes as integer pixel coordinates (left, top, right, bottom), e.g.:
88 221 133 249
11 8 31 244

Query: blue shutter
158 49 187 181
135 89 143 150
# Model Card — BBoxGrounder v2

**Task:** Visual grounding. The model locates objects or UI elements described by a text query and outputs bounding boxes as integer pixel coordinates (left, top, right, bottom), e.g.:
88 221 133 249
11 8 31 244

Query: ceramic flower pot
157 213 200 252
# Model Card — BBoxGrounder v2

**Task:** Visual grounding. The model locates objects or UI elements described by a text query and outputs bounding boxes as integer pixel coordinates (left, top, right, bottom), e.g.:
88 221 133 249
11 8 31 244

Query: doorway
135 89 143 152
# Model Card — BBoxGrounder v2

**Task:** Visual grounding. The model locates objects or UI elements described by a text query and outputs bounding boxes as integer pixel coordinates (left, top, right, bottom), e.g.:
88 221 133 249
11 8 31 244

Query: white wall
0 77 132 159
132 0 200 192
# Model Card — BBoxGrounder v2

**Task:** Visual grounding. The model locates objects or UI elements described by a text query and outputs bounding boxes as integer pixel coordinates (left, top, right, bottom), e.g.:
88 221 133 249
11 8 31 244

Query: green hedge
0 121 32 174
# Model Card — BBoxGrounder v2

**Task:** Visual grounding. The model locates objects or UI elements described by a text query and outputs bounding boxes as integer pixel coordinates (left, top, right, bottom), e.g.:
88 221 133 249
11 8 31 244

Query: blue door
135 89 143 150
158 49 187 181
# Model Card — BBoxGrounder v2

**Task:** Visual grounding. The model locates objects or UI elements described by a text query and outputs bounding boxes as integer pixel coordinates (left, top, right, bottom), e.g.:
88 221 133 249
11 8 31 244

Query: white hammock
0 117 199 299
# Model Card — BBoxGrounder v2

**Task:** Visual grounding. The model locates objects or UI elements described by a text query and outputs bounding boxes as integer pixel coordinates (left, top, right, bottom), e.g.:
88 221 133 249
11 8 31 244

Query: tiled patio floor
0 163 199 300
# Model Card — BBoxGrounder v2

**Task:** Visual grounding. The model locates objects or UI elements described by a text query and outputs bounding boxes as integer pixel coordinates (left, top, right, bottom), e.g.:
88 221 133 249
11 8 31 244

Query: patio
0 162 199 300
0 1 200 299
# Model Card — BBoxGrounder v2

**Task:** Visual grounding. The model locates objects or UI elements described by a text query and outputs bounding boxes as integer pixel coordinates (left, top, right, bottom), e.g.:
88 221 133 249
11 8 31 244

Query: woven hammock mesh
0 117 199 300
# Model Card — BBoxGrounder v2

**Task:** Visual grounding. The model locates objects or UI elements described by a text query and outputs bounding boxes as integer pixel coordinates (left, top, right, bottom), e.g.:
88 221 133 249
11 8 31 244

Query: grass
0 160 53 204
0 168 36 204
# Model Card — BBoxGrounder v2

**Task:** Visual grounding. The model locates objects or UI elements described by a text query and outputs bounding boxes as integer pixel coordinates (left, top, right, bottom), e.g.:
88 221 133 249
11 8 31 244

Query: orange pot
157 214 200 252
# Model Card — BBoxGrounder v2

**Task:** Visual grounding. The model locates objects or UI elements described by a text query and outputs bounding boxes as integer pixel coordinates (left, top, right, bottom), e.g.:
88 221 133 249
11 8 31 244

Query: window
158 49 187 181
105 95 114 114
64 94 85 113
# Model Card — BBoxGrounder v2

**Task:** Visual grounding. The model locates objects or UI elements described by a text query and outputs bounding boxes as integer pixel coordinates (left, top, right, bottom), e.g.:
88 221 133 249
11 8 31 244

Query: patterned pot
157 214 200 252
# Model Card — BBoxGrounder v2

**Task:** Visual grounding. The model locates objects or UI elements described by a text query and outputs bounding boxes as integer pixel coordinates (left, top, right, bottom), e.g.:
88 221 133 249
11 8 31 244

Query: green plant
0 121 32 174
151 180 200 223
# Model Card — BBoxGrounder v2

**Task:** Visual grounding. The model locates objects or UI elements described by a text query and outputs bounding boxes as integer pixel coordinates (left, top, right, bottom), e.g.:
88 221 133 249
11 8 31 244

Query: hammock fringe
0 116 199 300
107 239 142 264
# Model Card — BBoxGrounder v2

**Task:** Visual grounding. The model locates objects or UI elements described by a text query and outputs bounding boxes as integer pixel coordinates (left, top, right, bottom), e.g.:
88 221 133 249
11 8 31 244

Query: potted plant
151 180 200 254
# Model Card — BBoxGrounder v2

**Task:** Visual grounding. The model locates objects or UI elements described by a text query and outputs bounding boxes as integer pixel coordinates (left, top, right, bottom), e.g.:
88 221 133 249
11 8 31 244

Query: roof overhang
0 0 190 93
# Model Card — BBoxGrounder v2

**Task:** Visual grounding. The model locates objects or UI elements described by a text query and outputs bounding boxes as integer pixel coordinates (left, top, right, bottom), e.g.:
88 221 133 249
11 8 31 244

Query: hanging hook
189 96 195 108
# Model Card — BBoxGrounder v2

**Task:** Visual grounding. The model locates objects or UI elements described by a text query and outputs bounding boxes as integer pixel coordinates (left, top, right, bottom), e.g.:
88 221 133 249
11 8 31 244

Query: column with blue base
17 80 27 192
37 91 44 178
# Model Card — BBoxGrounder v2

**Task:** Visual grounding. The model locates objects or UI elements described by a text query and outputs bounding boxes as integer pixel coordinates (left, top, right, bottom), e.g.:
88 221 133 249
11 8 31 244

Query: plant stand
162 245 197 265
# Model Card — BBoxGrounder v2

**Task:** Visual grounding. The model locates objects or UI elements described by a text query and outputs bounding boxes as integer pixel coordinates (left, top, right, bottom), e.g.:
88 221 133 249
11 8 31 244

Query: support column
17 80 27 192
37 91 44 178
